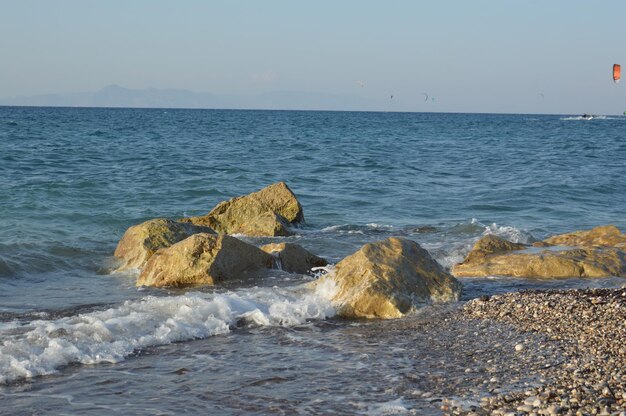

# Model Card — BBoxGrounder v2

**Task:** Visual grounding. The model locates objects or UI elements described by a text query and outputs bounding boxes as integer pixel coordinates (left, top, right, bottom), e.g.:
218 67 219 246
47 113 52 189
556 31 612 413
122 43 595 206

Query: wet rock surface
544 225 626 249
180 181 304 237
451 288 626 415
316 237 462 319
452 226 626 279
113 218 215 271
137 233 273 287
260 242 327 274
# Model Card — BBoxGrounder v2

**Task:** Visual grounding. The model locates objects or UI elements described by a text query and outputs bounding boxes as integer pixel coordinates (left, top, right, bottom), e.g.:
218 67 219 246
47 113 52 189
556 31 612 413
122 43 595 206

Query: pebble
457 288 626 415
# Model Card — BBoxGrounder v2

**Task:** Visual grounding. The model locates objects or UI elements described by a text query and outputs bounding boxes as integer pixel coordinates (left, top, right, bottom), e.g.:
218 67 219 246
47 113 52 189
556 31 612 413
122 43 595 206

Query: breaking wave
0 282 337 384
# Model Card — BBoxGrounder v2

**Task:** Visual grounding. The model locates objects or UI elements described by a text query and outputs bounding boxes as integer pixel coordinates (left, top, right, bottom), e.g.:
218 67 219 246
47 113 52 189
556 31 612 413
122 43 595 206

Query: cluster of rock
458 288 626 415
113 182 462 319
452 225 626 279
111 182 626 413
114 182 325 285
114 181 626 321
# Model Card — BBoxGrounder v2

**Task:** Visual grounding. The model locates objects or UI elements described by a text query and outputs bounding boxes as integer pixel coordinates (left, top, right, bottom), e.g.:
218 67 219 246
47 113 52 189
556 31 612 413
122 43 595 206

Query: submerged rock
114 218 215 271
452 227 626 278
315 237 462 319
180 182 304 237
260 242 327 274
137 233 274 288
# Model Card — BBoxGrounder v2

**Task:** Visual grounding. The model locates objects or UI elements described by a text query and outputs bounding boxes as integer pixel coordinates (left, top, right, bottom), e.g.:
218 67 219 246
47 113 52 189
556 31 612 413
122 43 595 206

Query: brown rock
180 182 304 237
261 243 327 274
137 233 274 288
532 241 552 247
315 237 462 319
464 234 527 263
543 225 626 248
114 218 215 271
452 233 626 278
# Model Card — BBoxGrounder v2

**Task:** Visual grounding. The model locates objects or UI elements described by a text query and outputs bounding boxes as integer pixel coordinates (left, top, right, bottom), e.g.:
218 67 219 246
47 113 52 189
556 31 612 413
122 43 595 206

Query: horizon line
0 104 590 117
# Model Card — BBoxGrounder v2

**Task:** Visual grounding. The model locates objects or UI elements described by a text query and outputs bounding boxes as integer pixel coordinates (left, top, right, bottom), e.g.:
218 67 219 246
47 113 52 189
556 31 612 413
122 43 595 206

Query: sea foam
480 221 532 244
0 284 336 384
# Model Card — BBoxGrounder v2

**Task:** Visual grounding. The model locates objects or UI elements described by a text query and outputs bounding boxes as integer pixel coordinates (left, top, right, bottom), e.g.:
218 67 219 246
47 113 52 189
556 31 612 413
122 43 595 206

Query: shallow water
0 107 625 414
0 305 564 415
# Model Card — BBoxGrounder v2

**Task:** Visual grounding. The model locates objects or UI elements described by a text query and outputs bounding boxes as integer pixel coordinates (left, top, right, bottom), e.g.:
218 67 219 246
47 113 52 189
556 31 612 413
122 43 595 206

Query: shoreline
447 287 626 415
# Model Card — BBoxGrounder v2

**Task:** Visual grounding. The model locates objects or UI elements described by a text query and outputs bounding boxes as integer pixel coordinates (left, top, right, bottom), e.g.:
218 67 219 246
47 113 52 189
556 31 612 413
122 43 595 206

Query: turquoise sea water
0 107 625 414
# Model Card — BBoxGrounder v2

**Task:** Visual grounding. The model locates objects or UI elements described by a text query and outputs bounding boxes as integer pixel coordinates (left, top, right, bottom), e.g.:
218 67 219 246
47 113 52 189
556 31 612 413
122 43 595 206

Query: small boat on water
581 113 594 120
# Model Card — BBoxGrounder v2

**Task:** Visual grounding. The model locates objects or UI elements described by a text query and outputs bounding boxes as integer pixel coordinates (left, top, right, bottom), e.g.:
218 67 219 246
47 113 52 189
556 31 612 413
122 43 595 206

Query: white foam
311 273 339 299
0 285 336 384
481 222 530 244
366 398 411 415
228 233 249 238
560 115 609 121
434 243 473 270
320 223 395 235
365 223 395 230
320 224 345 232
320 224 364 234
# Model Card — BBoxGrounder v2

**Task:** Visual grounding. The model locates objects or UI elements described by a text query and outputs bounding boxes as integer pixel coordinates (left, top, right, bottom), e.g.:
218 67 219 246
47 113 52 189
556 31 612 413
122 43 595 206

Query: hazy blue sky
2 1 626 114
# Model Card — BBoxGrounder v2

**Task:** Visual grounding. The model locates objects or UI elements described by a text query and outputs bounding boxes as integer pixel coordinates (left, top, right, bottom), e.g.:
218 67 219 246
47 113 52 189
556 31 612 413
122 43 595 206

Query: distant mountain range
0 85 369 111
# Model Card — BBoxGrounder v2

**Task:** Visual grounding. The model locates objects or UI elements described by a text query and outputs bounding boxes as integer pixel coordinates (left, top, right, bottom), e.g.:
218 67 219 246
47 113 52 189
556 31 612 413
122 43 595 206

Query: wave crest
0 286 336 384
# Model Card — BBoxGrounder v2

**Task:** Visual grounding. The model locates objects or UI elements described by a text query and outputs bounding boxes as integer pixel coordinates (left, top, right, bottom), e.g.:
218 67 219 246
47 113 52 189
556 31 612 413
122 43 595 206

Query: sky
2 0 626 114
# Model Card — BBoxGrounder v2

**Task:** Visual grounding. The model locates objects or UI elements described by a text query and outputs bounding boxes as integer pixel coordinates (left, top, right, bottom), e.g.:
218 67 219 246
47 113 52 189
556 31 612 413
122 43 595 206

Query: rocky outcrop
137 233 274 288
114 218 214 271
543 225 626 249
453 247 625 278
261 243 327 274
180 182 304 237
452 227 626 278
315 237 462 319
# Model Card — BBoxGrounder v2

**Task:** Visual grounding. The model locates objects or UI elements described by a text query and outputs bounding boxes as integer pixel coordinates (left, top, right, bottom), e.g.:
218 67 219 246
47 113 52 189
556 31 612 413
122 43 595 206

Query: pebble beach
449 288 626 415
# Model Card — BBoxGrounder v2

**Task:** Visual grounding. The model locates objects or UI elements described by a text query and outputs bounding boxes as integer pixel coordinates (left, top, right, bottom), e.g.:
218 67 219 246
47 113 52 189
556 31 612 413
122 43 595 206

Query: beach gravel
448 287 626 415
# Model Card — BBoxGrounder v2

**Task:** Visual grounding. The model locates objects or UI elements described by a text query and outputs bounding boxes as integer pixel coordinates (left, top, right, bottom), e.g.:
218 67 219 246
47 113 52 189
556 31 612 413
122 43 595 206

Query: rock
260 243 327 274
114 218 215 271
137 233 273 287
532 241 552 248
180 182 304 237
464 234 527 263
452 233 626 278
315 237 462 319
543 225 626 249
454 247 625 278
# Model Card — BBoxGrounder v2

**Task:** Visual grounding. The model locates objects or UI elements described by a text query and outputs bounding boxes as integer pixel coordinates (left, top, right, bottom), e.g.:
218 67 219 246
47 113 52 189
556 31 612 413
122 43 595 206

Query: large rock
452 230 626 278
543 225 626 249
261 243 327 274
315 237 462 319
180 182 304 237
114 218 215 271
137 233 274 288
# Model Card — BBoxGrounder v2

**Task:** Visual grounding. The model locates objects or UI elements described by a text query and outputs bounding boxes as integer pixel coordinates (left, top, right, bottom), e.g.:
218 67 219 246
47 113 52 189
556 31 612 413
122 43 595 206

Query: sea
0 107 625 415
